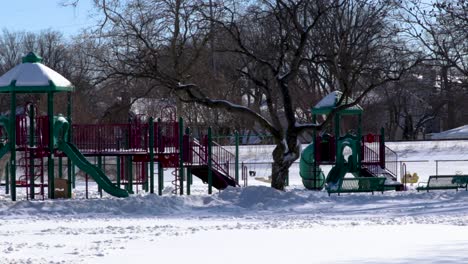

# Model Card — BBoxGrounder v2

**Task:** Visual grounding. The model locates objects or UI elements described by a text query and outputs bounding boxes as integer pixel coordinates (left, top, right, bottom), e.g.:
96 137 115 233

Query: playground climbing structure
299 91 401 191
0 52 238 201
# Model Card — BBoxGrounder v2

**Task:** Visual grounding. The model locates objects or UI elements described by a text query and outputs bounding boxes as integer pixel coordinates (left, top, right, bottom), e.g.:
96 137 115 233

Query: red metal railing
72 123 149 153
211 140 236 177
187 136 236 178
361 134 381 164
154 122 179 154
16 115 49 148
187 138 205 165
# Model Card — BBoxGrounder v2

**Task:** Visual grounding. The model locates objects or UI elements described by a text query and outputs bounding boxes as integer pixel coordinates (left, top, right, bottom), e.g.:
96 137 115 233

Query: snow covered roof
429 125 468 140
312 91 363 115
0 52 74 93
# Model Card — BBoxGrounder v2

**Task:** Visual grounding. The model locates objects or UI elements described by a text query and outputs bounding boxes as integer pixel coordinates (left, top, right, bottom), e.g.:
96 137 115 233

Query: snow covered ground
1 140 468 264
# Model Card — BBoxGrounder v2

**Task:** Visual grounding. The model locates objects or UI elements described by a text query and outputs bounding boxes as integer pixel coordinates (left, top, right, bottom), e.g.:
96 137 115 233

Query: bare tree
86 0 421 190
401 0 468 129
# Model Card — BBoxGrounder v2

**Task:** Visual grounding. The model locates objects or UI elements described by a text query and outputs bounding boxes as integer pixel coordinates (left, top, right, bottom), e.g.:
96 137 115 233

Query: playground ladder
18 148 45 199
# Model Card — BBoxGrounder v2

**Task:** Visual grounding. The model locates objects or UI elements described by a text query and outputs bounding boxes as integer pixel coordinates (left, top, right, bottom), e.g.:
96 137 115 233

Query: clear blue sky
0 0 96 38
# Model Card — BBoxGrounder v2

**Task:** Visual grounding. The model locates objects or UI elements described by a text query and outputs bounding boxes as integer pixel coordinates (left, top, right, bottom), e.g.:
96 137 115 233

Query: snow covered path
2 187 468 264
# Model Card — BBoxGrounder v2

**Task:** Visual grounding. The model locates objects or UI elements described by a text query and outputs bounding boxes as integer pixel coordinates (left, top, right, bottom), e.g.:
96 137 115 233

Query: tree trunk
270 137 300 191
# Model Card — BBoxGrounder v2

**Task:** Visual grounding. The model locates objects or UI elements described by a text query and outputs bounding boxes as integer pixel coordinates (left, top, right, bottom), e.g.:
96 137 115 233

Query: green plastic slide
326 164 348 186
299 143 325 190
58 141 129 198
0 143 10 160
54 116 128 198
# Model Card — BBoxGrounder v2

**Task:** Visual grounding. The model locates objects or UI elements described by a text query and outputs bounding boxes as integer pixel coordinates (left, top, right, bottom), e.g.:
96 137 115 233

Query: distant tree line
0 0 466 189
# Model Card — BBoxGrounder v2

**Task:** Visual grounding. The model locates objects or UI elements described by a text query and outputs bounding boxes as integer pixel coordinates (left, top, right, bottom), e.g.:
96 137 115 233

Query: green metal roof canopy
311 91 363 115
0 52 74 93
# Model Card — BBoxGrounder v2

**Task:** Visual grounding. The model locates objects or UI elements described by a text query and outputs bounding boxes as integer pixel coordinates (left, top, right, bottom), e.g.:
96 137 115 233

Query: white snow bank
3 186 468 222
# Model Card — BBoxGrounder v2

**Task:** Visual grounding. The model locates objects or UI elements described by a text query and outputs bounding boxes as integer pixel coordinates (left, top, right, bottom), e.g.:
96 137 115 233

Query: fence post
436 160 439 176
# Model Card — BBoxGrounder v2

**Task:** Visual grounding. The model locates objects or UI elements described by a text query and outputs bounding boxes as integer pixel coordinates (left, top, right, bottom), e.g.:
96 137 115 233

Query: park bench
416 175 468 192
327 177 386 196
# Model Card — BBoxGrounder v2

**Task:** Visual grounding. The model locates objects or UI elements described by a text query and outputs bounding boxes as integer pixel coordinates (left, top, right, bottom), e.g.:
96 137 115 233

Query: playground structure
299 91 402 191
0 52 238 201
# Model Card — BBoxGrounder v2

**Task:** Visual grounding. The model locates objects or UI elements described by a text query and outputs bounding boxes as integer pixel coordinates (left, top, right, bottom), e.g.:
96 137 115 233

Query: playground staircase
361 142 402 190
187 137 238 190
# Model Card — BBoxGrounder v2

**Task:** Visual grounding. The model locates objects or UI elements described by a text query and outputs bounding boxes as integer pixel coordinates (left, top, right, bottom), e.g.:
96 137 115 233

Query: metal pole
149 117 155 193
187 168 191 195
97 156 103 197
158 162 163 195
67 92 72 198
179 117 184 195
235 131 239 183
208 127 213 194
47 92 55 199
29 103 35 200
380 127 385 168
10 92 17 201
157 118 163 195
116 156 121 187
436 160 439 176
58 157 63 179
357 114 362 168
185 127 191 195
127 156 133 194
5 162 9 194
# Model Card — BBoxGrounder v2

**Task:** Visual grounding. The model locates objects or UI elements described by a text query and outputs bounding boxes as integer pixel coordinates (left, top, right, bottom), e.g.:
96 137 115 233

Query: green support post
67 92 72 198
357 114 362 169
185 127 190 195
187 168 192 195
235 131 239 183
334 113 340 162
127 156 133 194
157 118 163 195
208 127 213 194
5 162 9 194
116 156 121 187
312 114 317 188
143 162 149 192
47 92 55 199
97 156 103 197
149 117 155 194
72 165 76 189
158 162 163 195
380 127 385 168
178 117 184 195
58 157 63 179
10 92 16 201
29 103 35 200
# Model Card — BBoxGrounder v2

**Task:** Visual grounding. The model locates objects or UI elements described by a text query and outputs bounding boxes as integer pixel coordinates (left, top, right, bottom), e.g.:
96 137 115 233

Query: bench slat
416 175 468 192
327 177 386 196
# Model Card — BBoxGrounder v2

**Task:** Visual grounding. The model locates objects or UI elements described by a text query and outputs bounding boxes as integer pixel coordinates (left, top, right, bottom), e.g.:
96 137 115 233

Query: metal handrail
385 146 398 178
